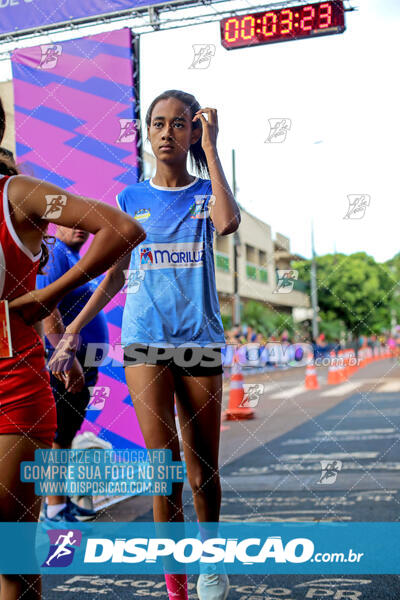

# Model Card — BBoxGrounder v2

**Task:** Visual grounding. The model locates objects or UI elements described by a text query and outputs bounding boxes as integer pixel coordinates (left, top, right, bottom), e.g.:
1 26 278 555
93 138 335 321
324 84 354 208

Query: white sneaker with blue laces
196 563 229 600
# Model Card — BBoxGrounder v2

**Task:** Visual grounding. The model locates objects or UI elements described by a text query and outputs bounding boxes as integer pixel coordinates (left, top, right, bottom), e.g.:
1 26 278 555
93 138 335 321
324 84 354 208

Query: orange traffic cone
359 347 365 368
365 346 370 366
341 350 349 379
223 355 254 420
344 350 352 378
369 347 374 363
348 349 358 375
336 350 348 383
346 350 353 376
305 353 319 389
327 351 339 384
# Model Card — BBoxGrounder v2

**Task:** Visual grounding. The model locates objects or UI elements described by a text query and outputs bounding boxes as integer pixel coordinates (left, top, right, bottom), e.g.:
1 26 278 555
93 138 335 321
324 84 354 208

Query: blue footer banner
0 522 398 574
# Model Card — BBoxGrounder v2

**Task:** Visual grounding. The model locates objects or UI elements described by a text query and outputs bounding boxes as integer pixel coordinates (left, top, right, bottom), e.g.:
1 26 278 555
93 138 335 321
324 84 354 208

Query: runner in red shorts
0 98 145 600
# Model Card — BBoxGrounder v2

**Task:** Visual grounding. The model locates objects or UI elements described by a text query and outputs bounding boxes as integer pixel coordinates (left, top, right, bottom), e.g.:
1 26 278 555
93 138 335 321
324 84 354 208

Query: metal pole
232 149 241 328
310 221 319 341
132 33 144 183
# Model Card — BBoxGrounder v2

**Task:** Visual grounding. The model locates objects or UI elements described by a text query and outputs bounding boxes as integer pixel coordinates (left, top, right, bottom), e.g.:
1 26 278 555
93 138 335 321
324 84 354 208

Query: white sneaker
196 564 229 600
72 432 112 450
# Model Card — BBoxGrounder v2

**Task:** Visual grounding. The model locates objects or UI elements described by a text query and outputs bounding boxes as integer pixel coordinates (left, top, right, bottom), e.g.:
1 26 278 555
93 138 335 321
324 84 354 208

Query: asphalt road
43 358 400 599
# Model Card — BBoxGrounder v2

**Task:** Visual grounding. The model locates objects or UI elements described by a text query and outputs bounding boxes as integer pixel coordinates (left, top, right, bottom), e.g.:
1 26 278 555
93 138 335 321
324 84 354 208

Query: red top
0 174 42 352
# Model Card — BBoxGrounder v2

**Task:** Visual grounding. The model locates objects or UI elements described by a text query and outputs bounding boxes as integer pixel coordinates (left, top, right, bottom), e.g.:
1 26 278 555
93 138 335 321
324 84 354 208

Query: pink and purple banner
11 28 145 450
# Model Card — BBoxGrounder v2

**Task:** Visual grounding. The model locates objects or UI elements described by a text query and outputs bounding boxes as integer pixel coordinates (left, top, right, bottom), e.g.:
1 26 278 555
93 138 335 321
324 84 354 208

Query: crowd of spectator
223 325 400 367
225 325 292 346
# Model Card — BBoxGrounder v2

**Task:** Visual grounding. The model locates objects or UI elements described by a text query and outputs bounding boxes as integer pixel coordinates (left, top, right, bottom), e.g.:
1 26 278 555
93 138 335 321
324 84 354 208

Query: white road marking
321 383 359 397
269 385 308 399
280 451 378 461
265 378 399 400
376 380 400 393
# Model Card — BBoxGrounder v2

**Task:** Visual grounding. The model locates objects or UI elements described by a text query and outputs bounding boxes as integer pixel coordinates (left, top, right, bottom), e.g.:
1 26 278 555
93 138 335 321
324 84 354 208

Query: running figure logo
47 333 81 373
87 386 110 410
265 118 291 143
318 460 343 485
117 119 140 143
39 45 62 69
344 194 370 219
240 384 264 408
140 247 154 265
189 44 216 69
42 529 82 567
43 195 67 220
123 269 145 294
274 269 298 294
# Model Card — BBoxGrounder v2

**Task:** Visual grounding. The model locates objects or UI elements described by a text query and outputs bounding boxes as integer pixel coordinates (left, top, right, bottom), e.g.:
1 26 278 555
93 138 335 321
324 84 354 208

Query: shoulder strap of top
0 175 7 221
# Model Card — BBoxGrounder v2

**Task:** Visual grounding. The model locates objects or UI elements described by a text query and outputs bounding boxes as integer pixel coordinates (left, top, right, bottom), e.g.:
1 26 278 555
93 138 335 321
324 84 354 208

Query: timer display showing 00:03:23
221 1 346 49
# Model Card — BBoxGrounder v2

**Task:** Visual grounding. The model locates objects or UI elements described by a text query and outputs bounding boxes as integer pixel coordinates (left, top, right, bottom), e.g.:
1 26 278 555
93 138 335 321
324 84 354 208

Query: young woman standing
50 90 240 600
0 99 145 600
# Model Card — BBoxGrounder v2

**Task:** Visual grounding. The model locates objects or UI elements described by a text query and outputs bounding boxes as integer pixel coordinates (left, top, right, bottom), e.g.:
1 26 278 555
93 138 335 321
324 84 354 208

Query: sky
0 0 398 262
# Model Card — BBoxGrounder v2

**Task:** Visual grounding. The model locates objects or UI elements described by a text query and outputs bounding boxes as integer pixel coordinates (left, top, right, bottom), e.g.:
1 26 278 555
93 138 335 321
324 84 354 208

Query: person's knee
188 469 220 497
155 481 184 504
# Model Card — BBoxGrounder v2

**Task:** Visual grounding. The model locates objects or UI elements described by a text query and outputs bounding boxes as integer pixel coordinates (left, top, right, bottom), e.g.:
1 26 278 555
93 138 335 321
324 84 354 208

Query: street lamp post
232 149 241 327
309 140 323 342
310 221 319 341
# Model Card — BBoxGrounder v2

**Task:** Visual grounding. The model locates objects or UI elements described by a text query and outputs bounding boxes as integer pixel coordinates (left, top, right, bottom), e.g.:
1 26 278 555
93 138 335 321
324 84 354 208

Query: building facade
214 207 310 322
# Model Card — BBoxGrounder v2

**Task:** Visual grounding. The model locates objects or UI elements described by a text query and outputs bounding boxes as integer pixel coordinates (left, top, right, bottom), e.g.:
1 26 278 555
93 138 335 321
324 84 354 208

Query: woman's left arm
193 107 241 236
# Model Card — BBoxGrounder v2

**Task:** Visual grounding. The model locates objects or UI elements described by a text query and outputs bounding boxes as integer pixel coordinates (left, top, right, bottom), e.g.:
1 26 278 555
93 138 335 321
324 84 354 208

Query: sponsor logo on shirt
139 242 205 270
140 247 154 264
134 208 151 222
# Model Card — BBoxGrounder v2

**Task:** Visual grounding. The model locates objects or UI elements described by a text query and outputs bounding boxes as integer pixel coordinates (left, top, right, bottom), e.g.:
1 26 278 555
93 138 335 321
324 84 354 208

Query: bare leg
174 374 223 523
174 374 229 599
47 441 67 506
0 434 49 600
124 365 188 599
124 365 184 522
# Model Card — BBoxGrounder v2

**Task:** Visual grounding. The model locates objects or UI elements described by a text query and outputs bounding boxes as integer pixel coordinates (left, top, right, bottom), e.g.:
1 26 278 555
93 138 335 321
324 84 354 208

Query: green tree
385 252 400 328
292 252 394 336
242 300 296 338
221 313 232 330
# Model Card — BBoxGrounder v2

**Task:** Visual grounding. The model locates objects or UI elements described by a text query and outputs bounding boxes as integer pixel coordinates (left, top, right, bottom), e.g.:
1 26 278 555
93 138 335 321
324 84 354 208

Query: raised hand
192 107 218 151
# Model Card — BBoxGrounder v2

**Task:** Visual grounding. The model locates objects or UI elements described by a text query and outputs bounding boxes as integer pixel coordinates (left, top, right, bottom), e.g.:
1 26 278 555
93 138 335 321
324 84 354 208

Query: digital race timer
220 1 346 50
